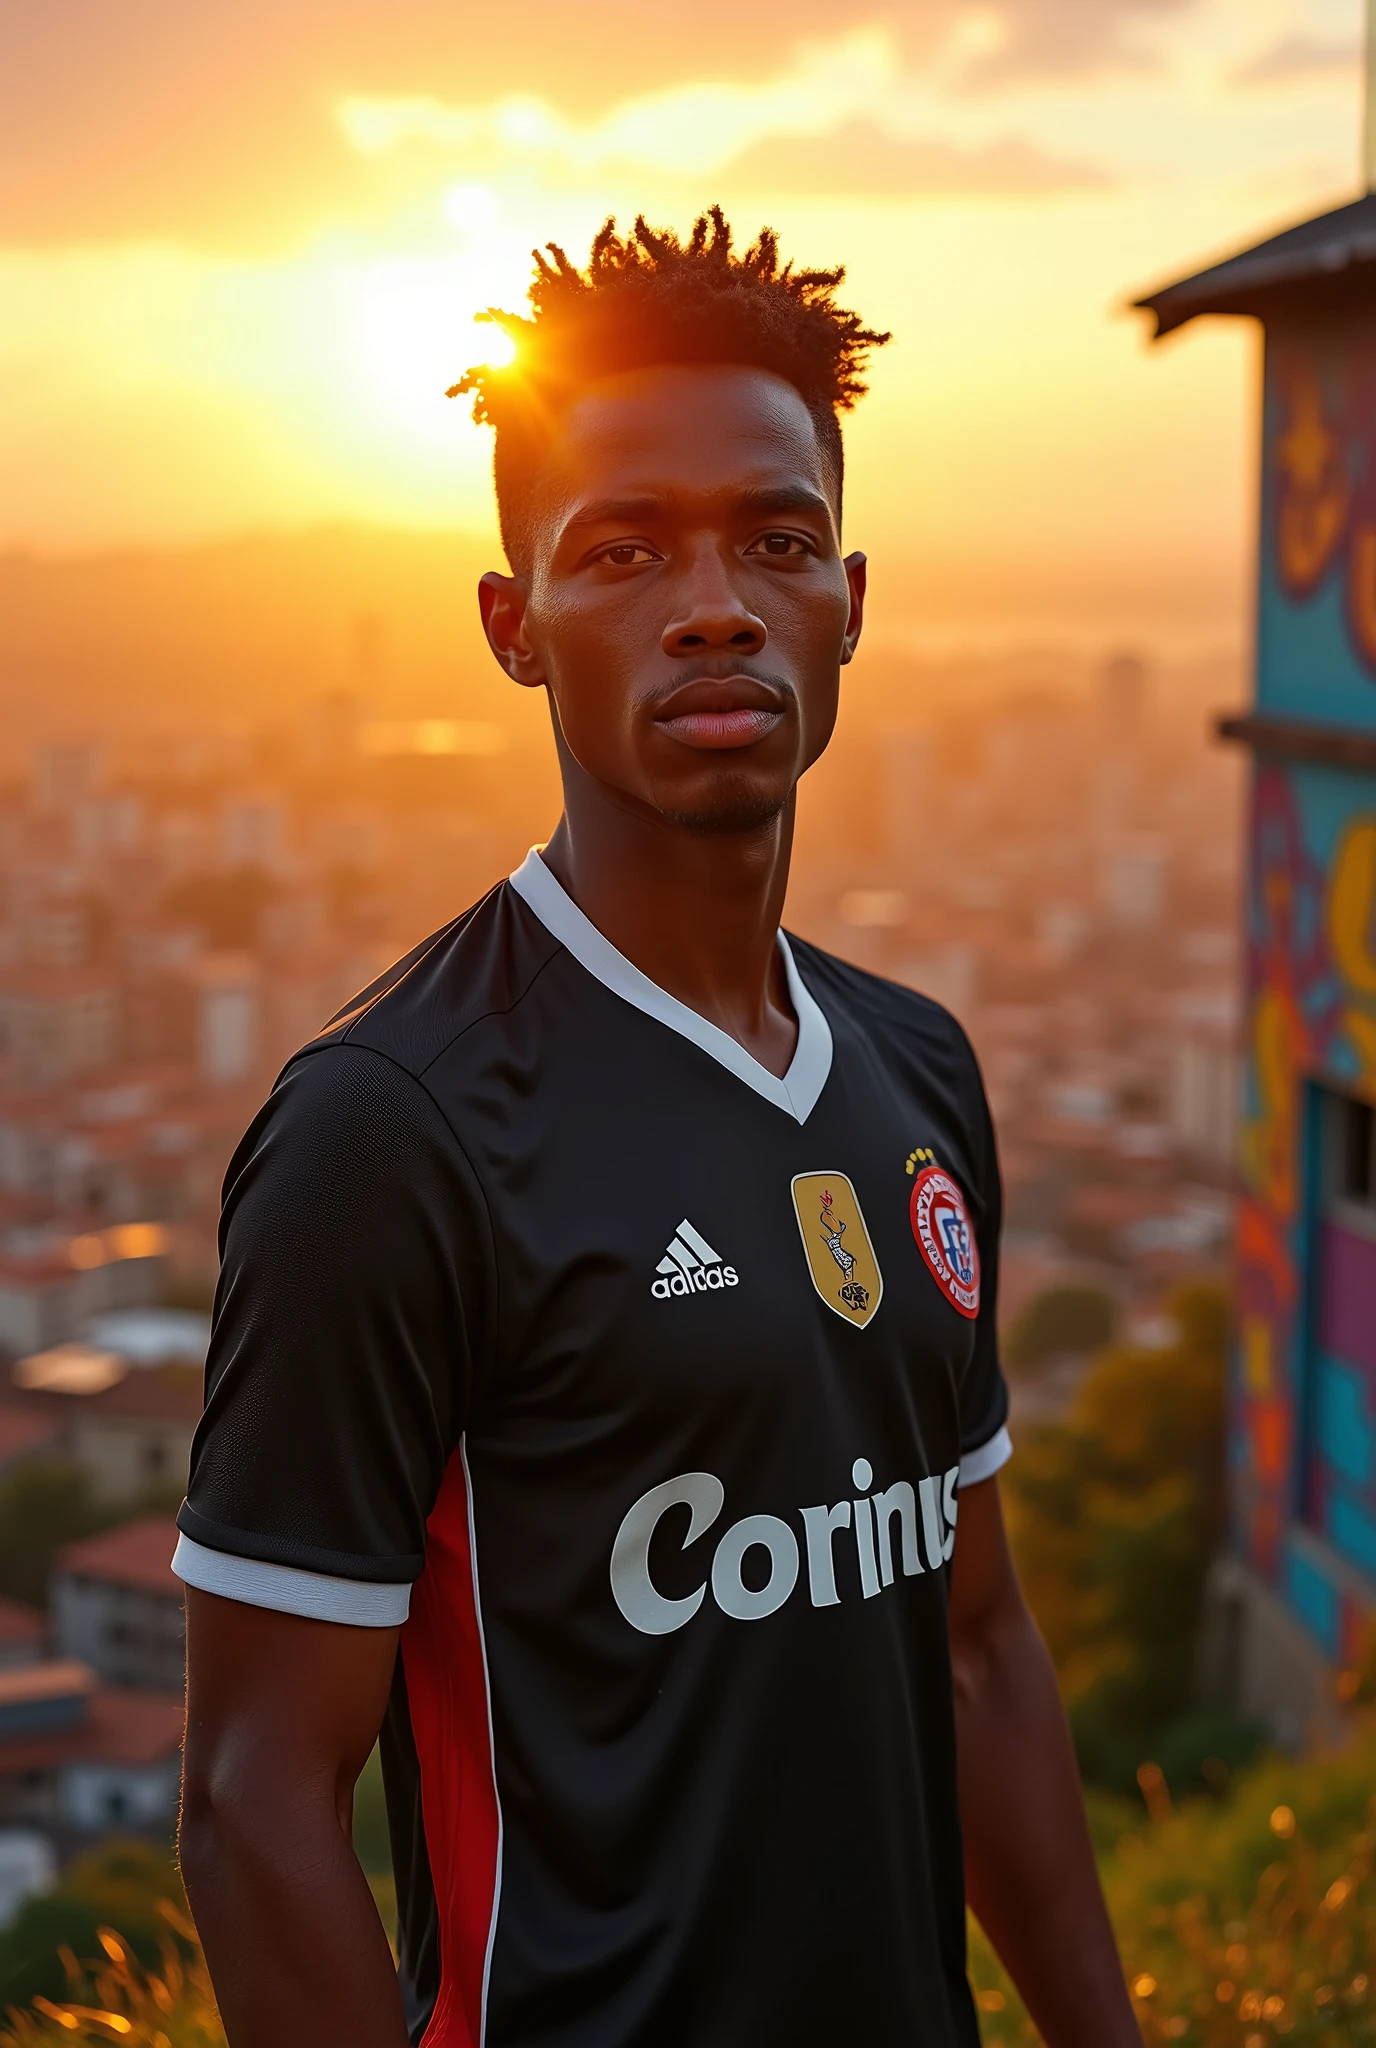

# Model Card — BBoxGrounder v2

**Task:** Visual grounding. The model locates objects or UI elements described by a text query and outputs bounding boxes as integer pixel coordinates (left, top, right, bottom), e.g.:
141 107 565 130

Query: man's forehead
534 363 834 528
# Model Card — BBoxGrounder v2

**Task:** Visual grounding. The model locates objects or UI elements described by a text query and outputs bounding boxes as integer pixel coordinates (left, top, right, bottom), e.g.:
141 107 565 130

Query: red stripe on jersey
403 1440 502 2047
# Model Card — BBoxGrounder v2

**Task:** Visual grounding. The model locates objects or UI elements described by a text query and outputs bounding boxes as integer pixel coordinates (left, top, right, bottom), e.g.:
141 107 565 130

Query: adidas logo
651 1219 740 1301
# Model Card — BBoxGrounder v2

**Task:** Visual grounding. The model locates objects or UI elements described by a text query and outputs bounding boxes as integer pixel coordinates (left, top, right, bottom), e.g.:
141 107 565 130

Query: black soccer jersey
174 850 1012 2048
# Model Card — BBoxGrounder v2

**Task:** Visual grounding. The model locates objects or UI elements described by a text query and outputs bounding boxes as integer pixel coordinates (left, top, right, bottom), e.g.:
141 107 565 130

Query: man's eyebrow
559 494 673 538
733 484 834 522
559 483 834 539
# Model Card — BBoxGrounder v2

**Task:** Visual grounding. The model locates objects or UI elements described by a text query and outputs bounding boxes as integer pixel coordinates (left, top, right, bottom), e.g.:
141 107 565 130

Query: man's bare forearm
954 1598 1140 2046
179 1771 408 2047
180 1588 409 2048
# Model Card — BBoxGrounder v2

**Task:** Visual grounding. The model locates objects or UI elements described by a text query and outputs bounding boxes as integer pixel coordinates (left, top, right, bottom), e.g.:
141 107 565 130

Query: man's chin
658 782 791 836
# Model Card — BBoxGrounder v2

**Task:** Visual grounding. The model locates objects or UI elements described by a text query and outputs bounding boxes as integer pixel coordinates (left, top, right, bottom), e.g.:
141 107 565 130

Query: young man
176 212 1140 2047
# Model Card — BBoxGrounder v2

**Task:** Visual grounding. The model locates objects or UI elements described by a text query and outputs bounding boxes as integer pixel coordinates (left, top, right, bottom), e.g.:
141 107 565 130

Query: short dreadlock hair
448 207 890 573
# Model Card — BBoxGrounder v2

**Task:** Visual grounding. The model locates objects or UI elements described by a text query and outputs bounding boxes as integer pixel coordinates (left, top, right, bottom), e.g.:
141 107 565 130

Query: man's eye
749 533 809 558
599 543 658 567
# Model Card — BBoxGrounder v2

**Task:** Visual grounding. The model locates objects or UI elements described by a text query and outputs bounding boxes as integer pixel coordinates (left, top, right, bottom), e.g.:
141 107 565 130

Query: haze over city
3 3 1376 2038
2 0 1368 646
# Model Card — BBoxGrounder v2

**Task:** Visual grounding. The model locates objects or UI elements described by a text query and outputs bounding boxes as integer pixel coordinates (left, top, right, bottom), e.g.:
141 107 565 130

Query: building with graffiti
1140 201 1376 1743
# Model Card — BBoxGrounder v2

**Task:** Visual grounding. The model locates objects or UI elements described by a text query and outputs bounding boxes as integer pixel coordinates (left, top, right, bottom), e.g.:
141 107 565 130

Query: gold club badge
790 1172 883 1328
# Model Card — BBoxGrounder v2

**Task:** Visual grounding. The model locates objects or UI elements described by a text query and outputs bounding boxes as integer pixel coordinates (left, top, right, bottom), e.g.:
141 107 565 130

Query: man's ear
478 571 547 689
840 552 868 666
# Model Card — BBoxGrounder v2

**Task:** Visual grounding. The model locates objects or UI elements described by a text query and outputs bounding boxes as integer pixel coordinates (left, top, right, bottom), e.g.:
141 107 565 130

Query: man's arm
179 1587 411 2048
948 1476 1141 2046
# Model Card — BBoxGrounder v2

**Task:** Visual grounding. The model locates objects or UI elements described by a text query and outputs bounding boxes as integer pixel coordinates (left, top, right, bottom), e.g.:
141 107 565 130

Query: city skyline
1 0 1368 650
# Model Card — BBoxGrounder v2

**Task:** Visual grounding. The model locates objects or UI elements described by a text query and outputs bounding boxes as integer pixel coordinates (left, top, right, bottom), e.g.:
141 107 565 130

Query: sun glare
477 327 518 370
350 236 524 437
444 182 501 234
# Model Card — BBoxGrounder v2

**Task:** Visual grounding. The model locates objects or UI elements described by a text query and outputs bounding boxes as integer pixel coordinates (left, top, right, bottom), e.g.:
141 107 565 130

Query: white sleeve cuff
172 1533 411 1628
959 1425 1013 1488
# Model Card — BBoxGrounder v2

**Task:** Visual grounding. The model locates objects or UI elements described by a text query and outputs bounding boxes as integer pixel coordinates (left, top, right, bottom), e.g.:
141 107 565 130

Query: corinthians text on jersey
610 1456 961 1636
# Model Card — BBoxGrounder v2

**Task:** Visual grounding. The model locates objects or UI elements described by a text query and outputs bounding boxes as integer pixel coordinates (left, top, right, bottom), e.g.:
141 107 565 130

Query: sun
479 327 518 371
350 232 524 438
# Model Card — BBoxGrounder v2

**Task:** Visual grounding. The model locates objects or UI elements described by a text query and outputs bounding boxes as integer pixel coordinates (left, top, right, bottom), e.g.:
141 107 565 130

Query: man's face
480 363 866 834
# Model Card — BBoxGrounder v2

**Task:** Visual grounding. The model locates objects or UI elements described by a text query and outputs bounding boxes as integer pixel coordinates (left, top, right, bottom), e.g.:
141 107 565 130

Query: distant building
23 896 92 971
1167 1025 1239 1172
262 950 365 1065
895 945 976 1021
50 1519 183 1694
72 792 143 864
0 1597 45 1671
0 1222 167 1356
0 967 118 1088
0 1253 87 1356
1139 188 1376 1741
61 1366 201 1501
1100 651 1150 735
220 794 286 871
0 1067 240 1226
32 747 100 817
82 1307 209 1368
0 1831 57 1925
175 954 261 1086
0 1348 199 1502
0 1660 182 1835
1099 838 1167 931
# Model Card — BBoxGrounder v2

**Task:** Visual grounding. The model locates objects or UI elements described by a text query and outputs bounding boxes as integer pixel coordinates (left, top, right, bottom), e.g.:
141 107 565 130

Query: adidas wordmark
651 1219 740 1301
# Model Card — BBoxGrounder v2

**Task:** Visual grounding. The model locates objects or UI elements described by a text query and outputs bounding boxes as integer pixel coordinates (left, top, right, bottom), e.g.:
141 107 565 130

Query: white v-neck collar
508 848 833 1124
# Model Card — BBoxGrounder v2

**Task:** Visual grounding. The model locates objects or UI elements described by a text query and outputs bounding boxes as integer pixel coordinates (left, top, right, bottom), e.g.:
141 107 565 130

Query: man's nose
661 556 767 658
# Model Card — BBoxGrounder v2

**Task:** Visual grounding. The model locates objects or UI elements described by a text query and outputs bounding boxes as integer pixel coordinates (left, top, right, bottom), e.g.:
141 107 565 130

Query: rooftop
84 1307 209 1367
13 1345 125 1396
1136 194 1376 338
55 1517 181 1599
0 1683 184 1774
0 1359 202 1426
0 1660 92 1710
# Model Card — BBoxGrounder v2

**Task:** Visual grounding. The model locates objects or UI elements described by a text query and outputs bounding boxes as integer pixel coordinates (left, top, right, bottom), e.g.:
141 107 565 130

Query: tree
1004 1282 1243 1794
1005 1284 1117 1372
0 1462 183 1610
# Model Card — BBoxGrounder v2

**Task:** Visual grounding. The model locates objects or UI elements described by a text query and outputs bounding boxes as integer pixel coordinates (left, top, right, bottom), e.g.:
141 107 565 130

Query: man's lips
658 706 783 749
653 677 788 752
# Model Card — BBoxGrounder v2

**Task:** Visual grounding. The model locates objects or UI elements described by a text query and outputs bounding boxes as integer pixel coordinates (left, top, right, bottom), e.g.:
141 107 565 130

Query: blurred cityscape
10 0 1376 2031
0 613 1243 1901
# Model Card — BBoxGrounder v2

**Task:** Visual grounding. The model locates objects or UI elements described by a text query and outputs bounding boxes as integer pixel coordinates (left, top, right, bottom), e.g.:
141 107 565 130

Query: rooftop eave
1134 195 1376 339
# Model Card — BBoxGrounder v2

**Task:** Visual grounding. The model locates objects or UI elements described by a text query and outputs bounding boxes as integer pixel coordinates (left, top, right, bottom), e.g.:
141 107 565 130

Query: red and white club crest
908 1166 980 1319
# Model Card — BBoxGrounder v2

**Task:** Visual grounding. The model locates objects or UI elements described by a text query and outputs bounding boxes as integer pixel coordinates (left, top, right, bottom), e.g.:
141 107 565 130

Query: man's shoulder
301 878 562 1082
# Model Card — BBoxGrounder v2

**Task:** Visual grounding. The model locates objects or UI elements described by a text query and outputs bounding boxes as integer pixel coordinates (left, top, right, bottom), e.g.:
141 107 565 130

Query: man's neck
539 792 799 1080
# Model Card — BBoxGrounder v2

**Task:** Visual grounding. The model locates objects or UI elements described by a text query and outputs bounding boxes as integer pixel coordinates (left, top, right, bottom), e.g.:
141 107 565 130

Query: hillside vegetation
7 1280 1346 2043
5 1727 1376 2044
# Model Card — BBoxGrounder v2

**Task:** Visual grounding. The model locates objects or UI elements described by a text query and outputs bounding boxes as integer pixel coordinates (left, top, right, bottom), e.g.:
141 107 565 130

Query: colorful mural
1261 317 1376 727
1235 319 1376 1666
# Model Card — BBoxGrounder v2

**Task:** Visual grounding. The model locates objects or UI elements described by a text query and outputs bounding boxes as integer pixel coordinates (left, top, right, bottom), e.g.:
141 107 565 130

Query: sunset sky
1 0 1368 649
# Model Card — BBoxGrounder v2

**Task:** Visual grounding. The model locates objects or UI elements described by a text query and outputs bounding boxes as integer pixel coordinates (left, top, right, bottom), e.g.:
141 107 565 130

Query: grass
971 1725 1376 2043
8 1726 1376 2044
0 1902 224 2046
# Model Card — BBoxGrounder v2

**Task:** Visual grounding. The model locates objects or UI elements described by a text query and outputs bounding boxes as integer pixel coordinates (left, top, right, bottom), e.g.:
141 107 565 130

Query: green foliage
0 1910 222 2045
0 1840 189 2016
1005 1281 1235 1794
1005 1285 1117 1371
0 1462 183 1611
0 1465 118 1611
9 1734 1376 2046
352 1745 391 1879
970 1719 1376 2044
